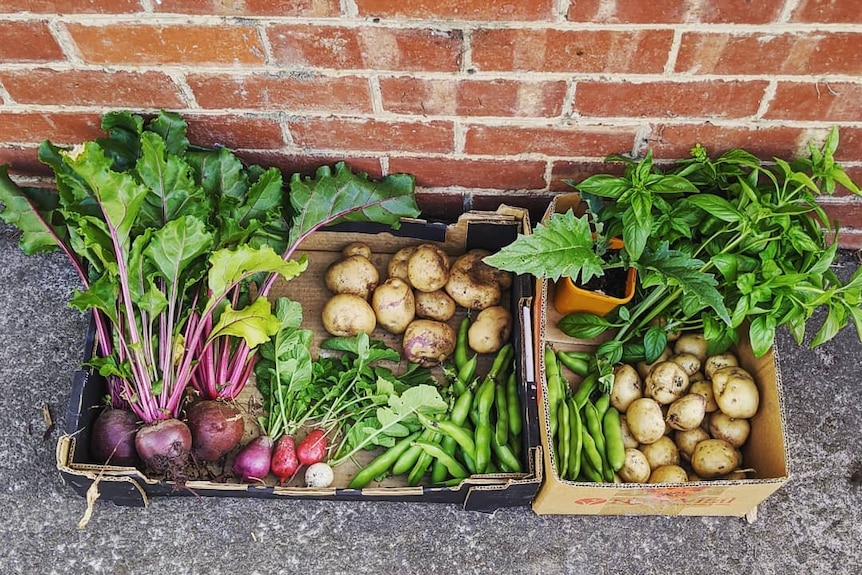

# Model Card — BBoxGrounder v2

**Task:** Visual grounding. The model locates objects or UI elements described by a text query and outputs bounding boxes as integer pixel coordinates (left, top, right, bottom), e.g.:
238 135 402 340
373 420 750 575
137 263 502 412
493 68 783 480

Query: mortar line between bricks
3 105 861 130
555 0 572 22
755 81 779 119
166 72 200 109
1 63 860 86
46 20 83 65
369 76 385 115
139 0 155 13
2 14 862 34
664 30 684 75
778 0 803 23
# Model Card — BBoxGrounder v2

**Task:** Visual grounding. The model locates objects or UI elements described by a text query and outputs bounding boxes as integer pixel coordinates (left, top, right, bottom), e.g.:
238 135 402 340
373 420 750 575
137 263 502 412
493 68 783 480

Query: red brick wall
1 0 860 246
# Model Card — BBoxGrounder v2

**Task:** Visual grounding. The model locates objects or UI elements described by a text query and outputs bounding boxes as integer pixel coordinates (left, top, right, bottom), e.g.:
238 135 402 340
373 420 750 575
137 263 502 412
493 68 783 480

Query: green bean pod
453 353 478 396
584 401 613 482
571 373 598 409
544 346 562 437
567 397 582 481
415 441 469 480
407 447 435 486
491 434 522 473
579 449 604 482
557 351 591 377
505 371 522 439
417 413 476 466
392 427 437 476
453 316 471 372
594 392 611 422
603 406 626 472
556 399 571 479
580 425 603 475
494 380 509 448
348 431 422 489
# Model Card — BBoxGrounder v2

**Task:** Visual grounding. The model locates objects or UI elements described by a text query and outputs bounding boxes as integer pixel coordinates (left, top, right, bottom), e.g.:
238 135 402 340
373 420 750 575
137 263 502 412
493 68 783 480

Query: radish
90 408 140 467
134 418 192 473
186 400 245 462
297 429 328 466
270 435 300 484
305 462 335 488
232 436 274 483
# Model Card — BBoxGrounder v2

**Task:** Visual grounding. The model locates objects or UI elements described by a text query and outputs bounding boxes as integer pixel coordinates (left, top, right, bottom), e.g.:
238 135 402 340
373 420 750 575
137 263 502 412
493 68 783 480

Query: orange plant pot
552 239 636 317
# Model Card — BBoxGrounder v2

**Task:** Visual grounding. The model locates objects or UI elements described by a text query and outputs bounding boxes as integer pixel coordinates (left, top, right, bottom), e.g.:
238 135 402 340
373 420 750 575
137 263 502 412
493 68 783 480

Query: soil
579 267 629 299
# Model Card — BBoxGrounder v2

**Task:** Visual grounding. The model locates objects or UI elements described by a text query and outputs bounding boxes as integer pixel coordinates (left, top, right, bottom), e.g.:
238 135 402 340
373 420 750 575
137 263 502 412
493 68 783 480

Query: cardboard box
56 206 543 512
530 194 790 517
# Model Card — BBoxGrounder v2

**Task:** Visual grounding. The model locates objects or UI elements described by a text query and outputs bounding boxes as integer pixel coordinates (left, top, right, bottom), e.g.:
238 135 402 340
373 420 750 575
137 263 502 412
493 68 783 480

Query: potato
610 364 642 413
665 393 707 431
704 352 739 380
371 278 415 334
625 398 666 445
691 438 740 479
648 465 688 484
619 415 639 449
325 255 379 299
407 244 450 292
712 366 760 418
645 361 690 405
708 412 751 448
619 448 651 483
387 246 416 283
669 353 701 377
674 332 708 361
635 347 671 379
342 242 372 260
402 319 456 367
640 436 680 470
468 305 512 354
321 294 376 337
674 426 710 461
414 289 456 322
688 380 718 413
445 250 505 310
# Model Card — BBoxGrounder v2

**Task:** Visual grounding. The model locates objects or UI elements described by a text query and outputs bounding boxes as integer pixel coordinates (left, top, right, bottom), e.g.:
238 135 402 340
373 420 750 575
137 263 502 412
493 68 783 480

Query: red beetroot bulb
186 399 245 462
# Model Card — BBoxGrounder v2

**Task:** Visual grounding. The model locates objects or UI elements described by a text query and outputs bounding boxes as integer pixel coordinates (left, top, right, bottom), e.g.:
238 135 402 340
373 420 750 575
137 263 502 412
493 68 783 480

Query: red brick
187 73 373 114
288 118 454 153
765 82 862 122
820 201 862 235
575 80 768 119
380 77 566 117
471 29 673 73
0 0 139 12
268 25 463 72
647 124 806 160
0 21 64 62
0 112 104 145
835 230 862 250
236 151 384 180
464 124 636 157
696 0 784 24
570 0 688 23
355 0 554 21
550 160 627 191
0 146 53 178
790 0 862 23
182 115 285 150
0 69 184 108
387 157 547 189
66 23 266 65
833 127 862 162
413 190 466 221
153 0 340 16
676 32 862 75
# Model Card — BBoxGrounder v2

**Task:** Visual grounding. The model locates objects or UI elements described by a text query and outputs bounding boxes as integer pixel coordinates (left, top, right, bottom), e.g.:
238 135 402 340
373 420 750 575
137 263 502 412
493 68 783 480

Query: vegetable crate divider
530 193 790 517
56 205 544 512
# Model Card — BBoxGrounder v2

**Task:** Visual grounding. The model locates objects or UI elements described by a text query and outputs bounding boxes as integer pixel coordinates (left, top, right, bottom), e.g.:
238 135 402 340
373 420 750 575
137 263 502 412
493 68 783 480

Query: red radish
270 435 300 484
232 436 274 483
297 429 328 465
134 418 192 473
91 408 140 467
186 400 245 461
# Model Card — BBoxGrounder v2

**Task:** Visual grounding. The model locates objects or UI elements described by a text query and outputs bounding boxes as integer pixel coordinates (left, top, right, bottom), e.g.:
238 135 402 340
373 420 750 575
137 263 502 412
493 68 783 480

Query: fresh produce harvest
348 340 524 488
0 110 421 477
545 333 759 483
487 130 862 395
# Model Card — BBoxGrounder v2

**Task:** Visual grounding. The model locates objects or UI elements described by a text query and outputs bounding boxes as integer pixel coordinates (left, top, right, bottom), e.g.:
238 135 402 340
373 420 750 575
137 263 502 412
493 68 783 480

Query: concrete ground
1 221 860 575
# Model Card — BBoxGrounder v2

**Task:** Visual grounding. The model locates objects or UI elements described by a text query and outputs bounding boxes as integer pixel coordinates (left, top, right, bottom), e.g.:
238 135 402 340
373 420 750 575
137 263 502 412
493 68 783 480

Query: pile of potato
610 332 760 483
320 242 515 366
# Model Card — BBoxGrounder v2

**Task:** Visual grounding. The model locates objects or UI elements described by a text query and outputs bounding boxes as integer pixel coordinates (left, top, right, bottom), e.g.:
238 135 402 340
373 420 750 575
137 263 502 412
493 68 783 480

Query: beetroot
186 399 245 462
232 435 274 483
271 435 300 484
91 408 140 467
134 418 192 473
297 429 328 466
